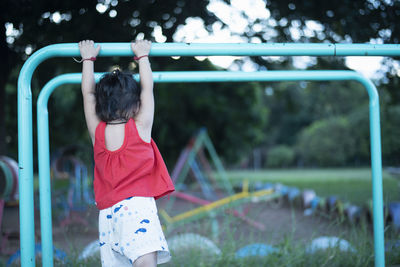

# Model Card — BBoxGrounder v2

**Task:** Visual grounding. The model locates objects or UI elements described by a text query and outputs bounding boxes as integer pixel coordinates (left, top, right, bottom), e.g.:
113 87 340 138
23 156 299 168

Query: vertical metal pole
37 103 53 267
18 60 37 267
37 77 67 267
355 76 385 267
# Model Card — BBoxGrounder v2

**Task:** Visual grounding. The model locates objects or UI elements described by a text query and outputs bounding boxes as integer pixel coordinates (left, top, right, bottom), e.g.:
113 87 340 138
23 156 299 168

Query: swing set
18 42 400 267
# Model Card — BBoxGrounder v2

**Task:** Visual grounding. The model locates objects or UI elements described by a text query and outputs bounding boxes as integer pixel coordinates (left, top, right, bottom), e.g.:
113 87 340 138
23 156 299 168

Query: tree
4 0 269 167
42 57 269 166
5 0 400 167
266 145 295 168
296 117 357 166
233 0 400 101
212 0 399 167
152 57 268 165
1 0 218 155
263 79 367 143
262 77 374 166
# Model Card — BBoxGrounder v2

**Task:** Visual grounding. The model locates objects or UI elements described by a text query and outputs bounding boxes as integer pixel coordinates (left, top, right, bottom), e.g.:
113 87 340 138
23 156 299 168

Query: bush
381 105 400 166
266 145 295 168
347 105 370 164
296 117 356 166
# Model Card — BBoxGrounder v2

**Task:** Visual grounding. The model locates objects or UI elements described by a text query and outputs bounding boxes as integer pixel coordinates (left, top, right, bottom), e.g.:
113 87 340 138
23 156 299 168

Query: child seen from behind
79 39 175 267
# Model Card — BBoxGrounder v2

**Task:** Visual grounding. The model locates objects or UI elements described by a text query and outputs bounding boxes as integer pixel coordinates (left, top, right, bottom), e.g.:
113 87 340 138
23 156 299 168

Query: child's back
105 123 126 151
104 120 150 151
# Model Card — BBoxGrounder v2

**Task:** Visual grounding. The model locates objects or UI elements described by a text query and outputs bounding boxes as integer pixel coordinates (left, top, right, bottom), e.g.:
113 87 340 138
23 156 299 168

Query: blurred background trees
2 0 400 168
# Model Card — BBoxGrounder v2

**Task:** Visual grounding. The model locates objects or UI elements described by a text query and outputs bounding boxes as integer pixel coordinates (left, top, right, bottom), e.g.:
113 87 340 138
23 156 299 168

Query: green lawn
226 168 399 206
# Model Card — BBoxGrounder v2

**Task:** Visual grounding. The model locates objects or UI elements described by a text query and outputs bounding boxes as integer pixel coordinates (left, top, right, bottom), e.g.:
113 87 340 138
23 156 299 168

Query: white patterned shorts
98 196 171 266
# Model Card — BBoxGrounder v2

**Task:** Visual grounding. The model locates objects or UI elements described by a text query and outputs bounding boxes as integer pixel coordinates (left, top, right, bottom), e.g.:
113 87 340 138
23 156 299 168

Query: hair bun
112 68 120 76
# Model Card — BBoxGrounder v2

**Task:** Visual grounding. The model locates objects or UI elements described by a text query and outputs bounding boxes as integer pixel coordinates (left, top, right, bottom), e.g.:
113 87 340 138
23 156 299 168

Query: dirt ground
160 196 363 247
0 192 366 265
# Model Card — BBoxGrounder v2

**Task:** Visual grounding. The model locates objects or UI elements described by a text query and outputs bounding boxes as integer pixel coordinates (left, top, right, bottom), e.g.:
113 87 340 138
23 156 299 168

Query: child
78 39 175 267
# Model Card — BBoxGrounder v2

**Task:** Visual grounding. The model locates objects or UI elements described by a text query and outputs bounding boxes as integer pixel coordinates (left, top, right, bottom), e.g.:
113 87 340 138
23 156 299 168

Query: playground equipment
386 167 400 230
51 151 94 227
253 180 400 230
306 236 356 254
78 232 222 262
167 233 221 258
345 205 363 224
18 43 400 267
387 203 400 230
170 127 233 199
235 243 279 259
35 70 388 266
78 240 100 261
0 156 19 204
35 70 387 267
0 156 19 255
160 182 279 235
6 243 67 267
160 128 271 235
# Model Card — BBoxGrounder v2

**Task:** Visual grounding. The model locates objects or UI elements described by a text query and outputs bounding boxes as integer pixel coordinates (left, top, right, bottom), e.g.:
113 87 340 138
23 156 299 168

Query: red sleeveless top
93 119 175 209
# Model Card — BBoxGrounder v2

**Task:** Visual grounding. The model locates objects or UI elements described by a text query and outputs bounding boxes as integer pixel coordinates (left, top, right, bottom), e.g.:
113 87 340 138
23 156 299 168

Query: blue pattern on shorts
99 197 171 265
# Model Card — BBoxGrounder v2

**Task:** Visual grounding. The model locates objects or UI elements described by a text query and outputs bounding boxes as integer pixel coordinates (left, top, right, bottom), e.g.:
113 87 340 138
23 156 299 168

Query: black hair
95 69 141 122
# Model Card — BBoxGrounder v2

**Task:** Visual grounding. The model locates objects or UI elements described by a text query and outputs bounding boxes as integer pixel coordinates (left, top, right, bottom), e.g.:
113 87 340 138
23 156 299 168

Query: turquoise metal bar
37 70 384 267
21 43 400 59
18 56 36 267
335 43 400 56
19 42 399 266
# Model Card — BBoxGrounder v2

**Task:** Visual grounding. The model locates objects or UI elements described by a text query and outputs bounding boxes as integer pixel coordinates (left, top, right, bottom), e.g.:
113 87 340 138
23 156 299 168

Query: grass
225 168 399 205
45 206 400 267
161 207 376 267
7 168 399 266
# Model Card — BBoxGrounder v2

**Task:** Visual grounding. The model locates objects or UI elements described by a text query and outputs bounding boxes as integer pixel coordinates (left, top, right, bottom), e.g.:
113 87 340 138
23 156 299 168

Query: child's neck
106 119 128 125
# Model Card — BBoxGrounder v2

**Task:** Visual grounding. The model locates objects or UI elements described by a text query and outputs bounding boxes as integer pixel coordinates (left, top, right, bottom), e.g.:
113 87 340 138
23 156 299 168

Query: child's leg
133 252 157 267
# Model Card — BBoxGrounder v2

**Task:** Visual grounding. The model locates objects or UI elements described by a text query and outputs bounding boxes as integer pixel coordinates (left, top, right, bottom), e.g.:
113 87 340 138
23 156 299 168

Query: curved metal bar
19 42 399 266
37 70 384 267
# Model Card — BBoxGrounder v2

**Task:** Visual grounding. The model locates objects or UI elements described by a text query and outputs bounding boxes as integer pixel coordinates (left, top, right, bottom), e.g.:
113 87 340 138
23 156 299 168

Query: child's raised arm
79 40 101 145
131 40 154 133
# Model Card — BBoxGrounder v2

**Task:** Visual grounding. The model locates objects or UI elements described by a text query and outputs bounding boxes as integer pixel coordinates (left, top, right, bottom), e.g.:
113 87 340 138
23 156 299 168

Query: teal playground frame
19 43 400 267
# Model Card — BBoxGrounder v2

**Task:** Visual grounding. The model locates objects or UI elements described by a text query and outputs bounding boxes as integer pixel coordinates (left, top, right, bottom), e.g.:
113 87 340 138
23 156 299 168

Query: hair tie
112 69 120 76
73 57 96 63
133 55 148 61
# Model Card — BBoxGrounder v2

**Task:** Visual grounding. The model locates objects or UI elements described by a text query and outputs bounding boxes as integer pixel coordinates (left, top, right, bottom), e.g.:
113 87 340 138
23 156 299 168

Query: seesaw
159 181 281 233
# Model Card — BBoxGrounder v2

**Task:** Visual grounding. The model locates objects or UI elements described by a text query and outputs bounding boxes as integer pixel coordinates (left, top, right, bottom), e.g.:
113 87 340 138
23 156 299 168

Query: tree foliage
154 58 268 165
1 0 218 155
3 0 269 167
3 0 400 168
265 0 400 43
264 79 368 144
296 117 356 166
381 104 400 165
266 145 295 168
232 0 400 103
